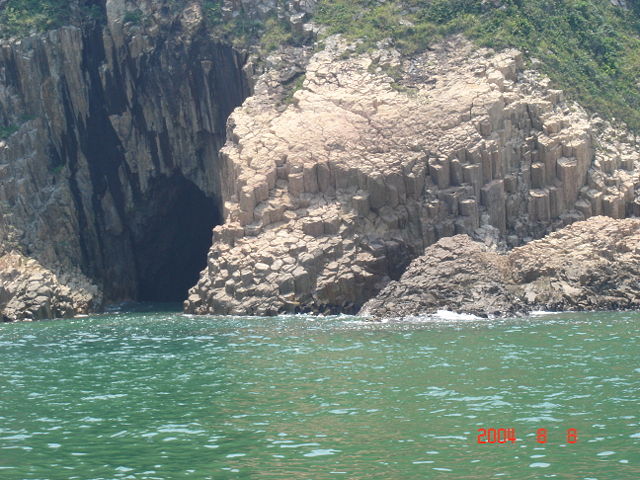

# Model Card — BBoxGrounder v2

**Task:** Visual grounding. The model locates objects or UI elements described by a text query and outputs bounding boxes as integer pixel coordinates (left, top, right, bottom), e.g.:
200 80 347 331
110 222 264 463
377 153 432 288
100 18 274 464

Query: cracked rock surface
0 0 321 321
0 251 99 322
185 36 640 316
0 1 251 321
361 216 640 318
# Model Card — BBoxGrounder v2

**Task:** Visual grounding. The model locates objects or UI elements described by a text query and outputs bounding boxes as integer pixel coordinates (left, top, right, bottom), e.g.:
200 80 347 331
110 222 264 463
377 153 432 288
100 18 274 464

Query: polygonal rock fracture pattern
185 37 640 316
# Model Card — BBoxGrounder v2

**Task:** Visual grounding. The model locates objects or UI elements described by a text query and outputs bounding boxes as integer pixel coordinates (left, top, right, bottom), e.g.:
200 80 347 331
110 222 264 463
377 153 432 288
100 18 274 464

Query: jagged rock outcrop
0 0 326 321
361 216 640 318
0 0 253 320
184 36 640 316
360 235 518 318
0 250 99 322
2 0 639 322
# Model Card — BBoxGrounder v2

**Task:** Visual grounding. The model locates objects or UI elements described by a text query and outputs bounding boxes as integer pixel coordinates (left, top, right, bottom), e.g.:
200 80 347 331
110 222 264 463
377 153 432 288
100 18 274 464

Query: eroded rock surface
2 0 640 322
361 216 640 318
0 1 252 320
185 37 640 316
359 235 518 318
0 251 99 322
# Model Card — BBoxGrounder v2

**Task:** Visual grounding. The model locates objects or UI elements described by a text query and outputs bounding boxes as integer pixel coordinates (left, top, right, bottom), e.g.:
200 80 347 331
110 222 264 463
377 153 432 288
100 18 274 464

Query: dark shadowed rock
359 235 519 318
360 217 640 319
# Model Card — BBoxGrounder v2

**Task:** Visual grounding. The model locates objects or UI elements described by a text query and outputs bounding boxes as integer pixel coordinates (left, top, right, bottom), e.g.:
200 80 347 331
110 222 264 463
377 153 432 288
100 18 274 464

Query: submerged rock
360 216 640 318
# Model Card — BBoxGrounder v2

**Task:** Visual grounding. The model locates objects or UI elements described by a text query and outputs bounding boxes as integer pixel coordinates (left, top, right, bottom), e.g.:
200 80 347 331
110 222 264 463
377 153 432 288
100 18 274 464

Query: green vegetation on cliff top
315 0 640 131
2 0 640 130
0 0 72 37
202 0 640 131
202 0 304 53
0 0 103 38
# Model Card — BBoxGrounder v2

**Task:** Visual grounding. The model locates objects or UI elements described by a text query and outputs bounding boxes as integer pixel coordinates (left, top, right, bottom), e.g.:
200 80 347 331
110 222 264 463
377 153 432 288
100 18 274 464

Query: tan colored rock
529 190 551 222
185 36 640 316
0 251 99 321
531 163 546 189
480 180 507 232
362 217 640 318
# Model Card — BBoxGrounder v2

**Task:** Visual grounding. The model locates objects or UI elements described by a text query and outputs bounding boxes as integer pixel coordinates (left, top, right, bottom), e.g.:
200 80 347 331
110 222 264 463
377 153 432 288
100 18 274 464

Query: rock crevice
0 2 251 320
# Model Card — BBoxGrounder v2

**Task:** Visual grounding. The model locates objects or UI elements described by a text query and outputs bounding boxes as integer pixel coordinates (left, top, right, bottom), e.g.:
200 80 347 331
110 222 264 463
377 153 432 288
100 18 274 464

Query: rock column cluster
185 37 640 316
0 1 250 320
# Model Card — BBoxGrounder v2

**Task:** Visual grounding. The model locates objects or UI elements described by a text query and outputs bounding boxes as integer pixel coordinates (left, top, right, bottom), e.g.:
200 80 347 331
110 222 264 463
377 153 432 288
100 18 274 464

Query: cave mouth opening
131 175 221 303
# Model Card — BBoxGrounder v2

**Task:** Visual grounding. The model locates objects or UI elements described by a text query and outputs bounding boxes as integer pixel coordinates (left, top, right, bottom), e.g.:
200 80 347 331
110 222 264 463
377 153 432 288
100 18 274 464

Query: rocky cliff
360 216 640 318
1 1 639 321
0 0 252 320
184 36 640 316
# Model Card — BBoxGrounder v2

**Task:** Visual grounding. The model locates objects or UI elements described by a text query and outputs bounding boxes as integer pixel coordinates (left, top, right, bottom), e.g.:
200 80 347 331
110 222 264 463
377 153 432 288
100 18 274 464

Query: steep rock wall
185 37 640 316
0 1 251 320
1 1 638 321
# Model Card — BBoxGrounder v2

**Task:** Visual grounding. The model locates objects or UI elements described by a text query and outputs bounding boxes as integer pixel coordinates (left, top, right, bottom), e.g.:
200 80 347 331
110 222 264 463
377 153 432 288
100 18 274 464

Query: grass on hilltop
2 0 640 130
0 0 104 38
315 0 640 130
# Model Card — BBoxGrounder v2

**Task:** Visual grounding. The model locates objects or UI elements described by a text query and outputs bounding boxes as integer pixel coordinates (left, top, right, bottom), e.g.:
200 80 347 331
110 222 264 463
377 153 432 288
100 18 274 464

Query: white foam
397 310 483 323
347 310 484 325
529 310 561 317
433 310 481 321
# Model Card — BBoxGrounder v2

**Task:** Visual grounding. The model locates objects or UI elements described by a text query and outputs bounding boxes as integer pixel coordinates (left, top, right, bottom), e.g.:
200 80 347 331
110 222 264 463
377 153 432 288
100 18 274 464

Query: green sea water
0 309 639 479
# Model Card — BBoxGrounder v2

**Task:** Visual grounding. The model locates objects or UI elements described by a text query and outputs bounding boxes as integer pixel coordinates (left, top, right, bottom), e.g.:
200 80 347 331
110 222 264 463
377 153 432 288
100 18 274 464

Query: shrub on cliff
0 0 70 37
315 0 640 131
0 0 104 38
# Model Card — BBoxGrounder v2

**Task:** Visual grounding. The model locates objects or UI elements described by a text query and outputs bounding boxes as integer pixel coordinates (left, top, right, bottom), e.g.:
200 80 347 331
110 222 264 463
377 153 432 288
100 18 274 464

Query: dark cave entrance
131 175 220 302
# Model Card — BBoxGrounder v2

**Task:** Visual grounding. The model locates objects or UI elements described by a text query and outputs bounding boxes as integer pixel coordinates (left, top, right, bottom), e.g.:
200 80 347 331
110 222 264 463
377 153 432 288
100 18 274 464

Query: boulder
361 217 640 318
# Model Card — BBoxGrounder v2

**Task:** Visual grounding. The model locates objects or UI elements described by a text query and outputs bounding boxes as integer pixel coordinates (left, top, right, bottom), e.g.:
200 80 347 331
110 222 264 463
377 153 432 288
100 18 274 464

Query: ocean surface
0 308 638 479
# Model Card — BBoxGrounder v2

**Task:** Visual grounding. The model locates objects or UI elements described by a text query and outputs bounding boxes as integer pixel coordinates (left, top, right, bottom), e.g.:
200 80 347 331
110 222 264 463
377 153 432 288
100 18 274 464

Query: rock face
359 235 518 318
361 216 640 318
0 1 251 320
185 36 640 316
0 0 327 321
0 251 99 322
220 0 317 20
2 1 640 321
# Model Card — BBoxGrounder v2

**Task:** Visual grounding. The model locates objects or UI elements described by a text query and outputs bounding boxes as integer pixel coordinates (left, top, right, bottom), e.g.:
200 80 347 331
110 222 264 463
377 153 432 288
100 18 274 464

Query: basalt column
0 3 251 317
70 22 250 303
